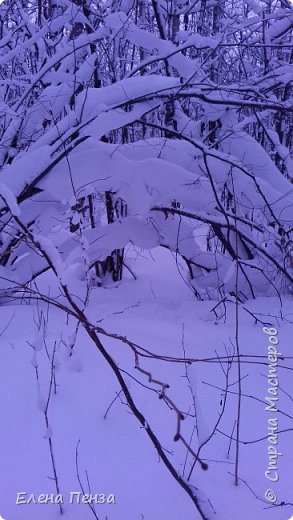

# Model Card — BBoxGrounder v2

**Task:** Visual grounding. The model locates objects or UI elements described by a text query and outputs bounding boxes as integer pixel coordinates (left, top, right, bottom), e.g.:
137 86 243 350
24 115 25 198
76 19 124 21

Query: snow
0 250 293 519
1 1 293 518
0 182 21 216
0 146 51 201
33 234 65 279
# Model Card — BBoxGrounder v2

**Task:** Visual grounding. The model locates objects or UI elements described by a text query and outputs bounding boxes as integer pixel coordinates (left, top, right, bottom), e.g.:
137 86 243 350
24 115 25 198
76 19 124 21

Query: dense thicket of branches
0 3 293 518
0 0 292 299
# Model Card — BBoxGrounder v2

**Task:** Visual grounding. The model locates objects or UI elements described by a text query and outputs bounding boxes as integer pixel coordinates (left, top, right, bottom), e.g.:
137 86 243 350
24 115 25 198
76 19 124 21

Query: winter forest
0 0 293 518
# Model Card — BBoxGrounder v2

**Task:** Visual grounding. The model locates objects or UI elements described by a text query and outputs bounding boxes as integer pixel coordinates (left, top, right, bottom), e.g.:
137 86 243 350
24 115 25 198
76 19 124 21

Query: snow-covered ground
0 248 292 519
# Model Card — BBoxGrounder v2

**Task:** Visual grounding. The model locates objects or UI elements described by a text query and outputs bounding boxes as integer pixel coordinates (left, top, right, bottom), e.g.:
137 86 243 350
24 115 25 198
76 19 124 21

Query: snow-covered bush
0 0 292 300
